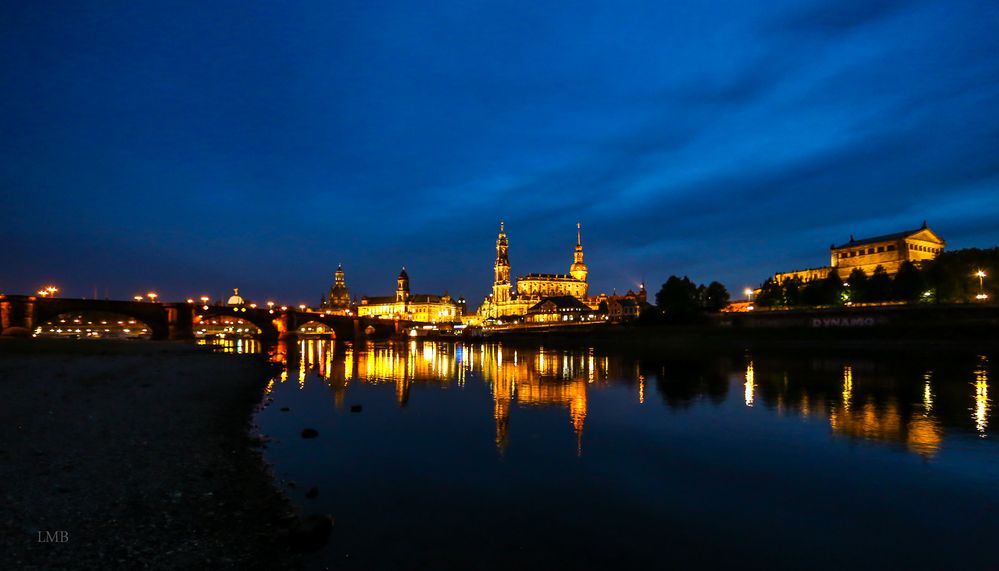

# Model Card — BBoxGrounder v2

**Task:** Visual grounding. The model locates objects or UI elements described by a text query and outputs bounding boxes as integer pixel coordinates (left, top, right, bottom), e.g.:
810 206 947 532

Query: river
238 339 996 570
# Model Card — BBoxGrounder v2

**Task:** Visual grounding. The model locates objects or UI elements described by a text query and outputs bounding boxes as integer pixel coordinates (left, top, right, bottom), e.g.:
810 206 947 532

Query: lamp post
147 292 158 303
975 270 988 301
744 288 753 302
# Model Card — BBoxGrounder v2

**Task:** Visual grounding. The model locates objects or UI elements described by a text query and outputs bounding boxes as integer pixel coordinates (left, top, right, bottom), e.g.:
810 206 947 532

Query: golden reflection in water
842 366 853 412
638 374 646 405
974 356 989 437
923 372 933 413
744 361 755 407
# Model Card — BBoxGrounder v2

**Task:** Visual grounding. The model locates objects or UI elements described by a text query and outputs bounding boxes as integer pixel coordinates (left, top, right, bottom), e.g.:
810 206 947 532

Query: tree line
756 247 998 308
642 276 730 322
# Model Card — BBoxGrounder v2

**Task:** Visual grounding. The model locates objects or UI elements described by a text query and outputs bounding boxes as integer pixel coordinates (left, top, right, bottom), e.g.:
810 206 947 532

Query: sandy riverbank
0 339 300 570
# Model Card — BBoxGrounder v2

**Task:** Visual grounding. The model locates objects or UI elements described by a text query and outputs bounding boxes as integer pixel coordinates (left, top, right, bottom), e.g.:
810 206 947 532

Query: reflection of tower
569 222 588 284
569 387 587 456
396 267 410 303
493 221 512 304
494 397 510 452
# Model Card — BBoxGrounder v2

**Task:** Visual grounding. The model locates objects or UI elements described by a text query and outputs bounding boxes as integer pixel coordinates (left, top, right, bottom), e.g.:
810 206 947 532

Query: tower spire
577 222 581 247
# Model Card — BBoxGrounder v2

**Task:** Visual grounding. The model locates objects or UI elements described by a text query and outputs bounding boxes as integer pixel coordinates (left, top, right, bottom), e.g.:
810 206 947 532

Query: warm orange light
147 292 158 302
280 306 288 311
134 295 144 302
186 298 194 304
299 304 307 310
249 303 257 308
976 270 987 278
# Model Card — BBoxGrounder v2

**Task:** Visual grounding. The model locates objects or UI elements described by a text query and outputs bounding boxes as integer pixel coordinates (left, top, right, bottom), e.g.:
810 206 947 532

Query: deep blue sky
3 0 998 305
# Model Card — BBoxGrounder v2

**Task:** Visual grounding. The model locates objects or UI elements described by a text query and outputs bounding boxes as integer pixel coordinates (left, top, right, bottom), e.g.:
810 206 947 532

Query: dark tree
891 261 926 302
755 278 783 308
701 281 730 312
866 265 893 302
846 268 868 303
656 276 700 316
923 247 999 302
801 270 845 306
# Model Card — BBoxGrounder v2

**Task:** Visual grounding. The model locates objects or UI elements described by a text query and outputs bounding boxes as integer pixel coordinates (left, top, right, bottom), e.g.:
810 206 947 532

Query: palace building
357 268 459 323
774 222 946 284
478 221 646 321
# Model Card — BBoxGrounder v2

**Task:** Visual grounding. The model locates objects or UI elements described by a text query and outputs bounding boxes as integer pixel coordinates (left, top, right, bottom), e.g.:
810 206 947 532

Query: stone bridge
0 295 406 341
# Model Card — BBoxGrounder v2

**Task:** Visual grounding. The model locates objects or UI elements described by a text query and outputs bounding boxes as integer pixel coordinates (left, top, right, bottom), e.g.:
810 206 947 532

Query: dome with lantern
226 288 245 306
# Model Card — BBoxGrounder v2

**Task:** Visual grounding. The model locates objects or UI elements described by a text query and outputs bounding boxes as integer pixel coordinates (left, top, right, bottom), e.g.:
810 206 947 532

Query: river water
247 339 997 570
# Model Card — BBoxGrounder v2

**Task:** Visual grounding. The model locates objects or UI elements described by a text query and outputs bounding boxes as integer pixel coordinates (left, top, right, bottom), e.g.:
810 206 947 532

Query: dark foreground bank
0 339 300 570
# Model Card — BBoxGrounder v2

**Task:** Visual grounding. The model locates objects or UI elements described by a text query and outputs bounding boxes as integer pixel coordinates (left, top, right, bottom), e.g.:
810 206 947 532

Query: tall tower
570 222 588 283
396 267 410 302
492 221 512 304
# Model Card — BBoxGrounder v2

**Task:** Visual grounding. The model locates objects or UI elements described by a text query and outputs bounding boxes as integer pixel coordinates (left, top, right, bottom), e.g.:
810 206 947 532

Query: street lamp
299 304 307 311
147 292 158 303
134 295 144 302
744 288 753 301
46 286 58 298
975 270 988 301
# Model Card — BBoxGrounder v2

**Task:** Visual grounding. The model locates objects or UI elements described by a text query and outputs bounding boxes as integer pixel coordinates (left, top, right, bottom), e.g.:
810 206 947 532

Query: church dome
226 288 245 306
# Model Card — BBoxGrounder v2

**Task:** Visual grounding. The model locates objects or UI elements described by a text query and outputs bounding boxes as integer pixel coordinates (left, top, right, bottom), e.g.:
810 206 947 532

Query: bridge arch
195 307 280 340
32 299 170 340
34 310 155 339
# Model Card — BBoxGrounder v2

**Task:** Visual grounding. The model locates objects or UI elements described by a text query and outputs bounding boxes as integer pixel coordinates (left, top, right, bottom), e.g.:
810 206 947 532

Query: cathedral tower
570 222 588 283
396 267 410 302
492 221 512 303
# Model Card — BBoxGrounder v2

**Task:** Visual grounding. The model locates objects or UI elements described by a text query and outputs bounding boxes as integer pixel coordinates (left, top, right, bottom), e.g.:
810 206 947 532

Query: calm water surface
246 339 997 570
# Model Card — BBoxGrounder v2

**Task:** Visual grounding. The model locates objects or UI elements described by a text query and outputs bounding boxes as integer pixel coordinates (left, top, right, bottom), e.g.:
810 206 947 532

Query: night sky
3 1 999 305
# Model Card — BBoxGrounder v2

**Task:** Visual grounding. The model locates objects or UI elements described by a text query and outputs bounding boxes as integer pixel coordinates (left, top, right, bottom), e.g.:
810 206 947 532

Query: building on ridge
774 222 945 284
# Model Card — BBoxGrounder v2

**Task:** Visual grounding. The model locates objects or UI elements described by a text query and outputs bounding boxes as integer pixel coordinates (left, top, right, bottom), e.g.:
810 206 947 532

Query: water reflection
231 339 994 456
974 356 989 436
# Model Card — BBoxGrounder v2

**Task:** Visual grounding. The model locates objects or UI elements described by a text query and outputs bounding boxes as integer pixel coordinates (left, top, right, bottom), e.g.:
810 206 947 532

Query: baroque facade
478 222 646 321
357 268 459 323
775 223 945 284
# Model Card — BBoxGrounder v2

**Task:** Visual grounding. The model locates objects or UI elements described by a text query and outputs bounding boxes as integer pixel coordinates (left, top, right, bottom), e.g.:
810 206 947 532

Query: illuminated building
226 288 245 306
524 295 598 324
357 268 459 323
320 264 352 312
478 221 646 321
774 222 945 283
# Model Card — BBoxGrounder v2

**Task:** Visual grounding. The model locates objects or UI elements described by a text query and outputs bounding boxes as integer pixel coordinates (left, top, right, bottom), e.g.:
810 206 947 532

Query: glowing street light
975 270 988 301
147 292 158 303
46 286 58 297
280 306 288 311
186 298 194 304
134 295 144 302
299 304 307 311
744 288 753 301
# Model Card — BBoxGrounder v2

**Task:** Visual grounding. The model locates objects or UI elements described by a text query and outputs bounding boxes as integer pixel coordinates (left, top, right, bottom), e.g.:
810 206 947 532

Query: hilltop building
477 222 646 322
357 268 459 323
774 222 945 284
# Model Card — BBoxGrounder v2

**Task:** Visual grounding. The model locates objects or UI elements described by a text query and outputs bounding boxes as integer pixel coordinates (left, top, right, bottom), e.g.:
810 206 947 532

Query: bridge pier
164 303 195 340
0 296 34 336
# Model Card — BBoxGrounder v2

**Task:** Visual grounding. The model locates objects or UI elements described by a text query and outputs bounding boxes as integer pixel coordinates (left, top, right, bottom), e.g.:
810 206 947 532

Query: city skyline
4 1 999 302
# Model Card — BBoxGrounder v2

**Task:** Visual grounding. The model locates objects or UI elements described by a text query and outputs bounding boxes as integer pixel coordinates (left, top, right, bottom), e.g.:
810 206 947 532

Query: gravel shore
0 339 299 570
